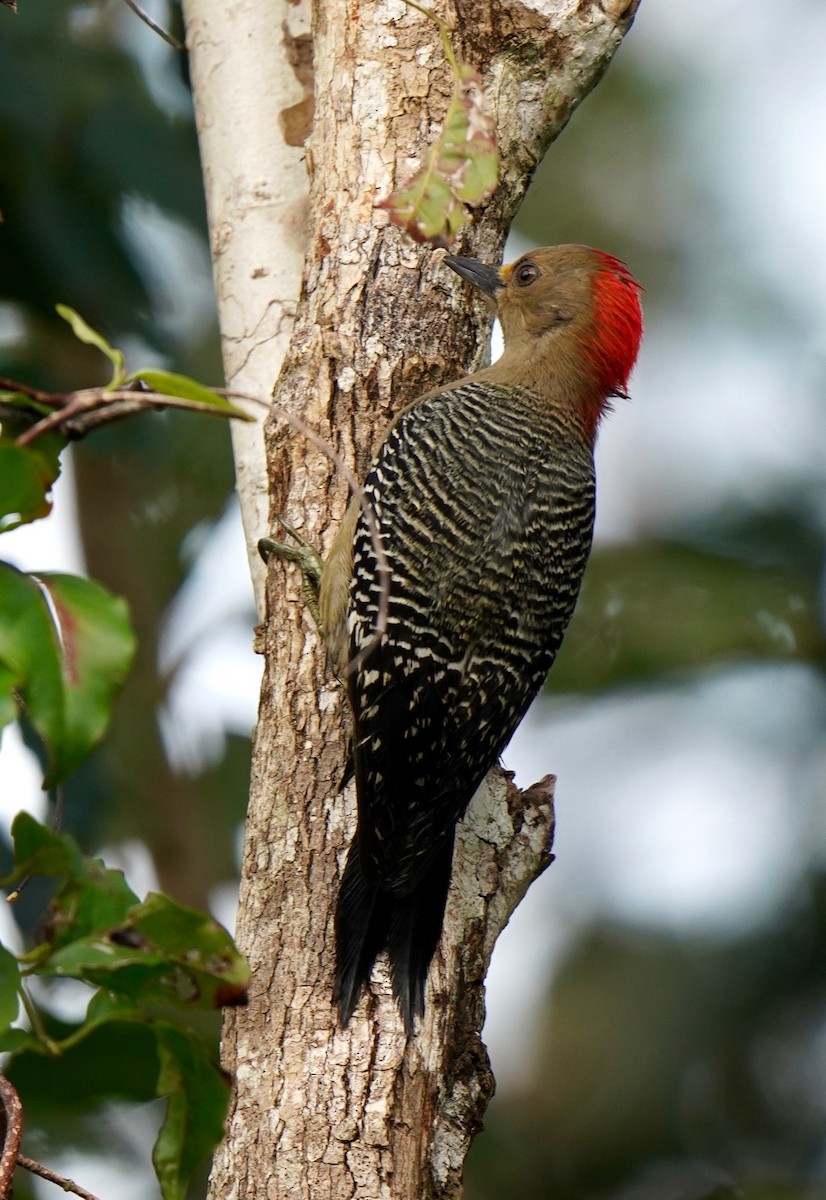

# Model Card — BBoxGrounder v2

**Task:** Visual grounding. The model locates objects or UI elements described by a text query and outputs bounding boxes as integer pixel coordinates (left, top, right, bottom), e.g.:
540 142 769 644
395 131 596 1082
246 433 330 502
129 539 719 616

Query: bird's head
445 244 643 441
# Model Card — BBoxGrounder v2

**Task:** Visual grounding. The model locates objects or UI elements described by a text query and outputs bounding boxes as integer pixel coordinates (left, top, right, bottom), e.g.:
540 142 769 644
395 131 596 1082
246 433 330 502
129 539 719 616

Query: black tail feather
333 842 389 1025
334 835 455 1033
387 836 454 1034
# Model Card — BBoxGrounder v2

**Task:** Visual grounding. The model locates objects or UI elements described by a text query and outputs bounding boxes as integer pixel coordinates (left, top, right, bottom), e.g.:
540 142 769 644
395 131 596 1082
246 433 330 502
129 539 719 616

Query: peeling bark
186 0 640 1195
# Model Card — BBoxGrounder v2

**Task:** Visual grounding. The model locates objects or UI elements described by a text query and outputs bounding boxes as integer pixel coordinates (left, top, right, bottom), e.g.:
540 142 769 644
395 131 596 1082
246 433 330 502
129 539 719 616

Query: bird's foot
259 519 324 627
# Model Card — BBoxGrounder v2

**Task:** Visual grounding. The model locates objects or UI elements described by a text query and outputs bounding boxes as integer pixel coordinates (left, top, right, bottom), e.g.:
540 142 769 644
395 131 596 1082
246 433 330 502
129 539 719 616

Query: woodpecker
318 245 643 1031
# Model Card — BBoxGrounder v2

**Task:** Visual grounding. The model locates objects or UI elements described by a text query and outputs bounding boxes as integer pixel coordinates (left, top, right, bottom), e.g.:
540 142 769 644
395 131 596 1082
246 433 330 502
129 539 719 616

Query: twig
0 377 57 404
63 397 157 438
121 0 183 50
51 781 65 834
17 985 60 1056
10 377 391 676
17 1154 103 1200
14 388 243 446
0 1074 22 1198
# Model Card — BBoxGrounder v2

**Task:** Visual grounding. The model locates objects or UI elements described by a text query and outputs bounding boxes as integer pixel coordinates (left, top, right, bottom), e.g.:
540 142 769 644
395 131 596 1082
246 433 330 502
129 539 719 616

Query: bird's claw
259 520 324 581
258 522 324 628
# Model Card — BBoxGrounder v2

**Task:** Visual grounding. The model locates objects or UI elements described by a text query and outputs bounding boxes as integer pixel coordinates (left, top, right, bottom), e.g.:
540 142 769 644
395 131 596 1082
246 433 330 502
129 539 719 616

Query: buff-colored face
497 246 608 337
446 244 643 400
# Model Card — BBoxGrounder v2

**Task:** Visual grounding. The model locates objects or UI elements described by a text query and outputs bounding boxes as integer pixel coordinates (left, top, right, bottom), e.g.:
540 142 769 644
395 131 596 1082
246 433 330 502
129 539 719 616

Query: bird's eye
514 261 539 287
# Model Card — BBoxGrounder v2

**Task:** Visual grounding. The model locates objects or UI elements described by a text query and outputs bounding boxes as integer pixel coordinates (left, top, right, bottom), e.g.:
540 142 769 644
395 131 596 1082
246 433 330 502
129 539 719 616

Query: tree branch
16 1155 103 1200
0 1075 22 1199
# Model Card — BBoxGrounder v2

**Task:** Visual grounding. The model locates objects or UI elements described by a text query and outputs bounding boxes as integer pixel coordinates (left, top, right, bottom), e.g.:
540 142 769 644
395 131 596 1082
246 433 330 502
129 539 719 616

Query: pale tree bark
185 0 640 1196
183 0 312 616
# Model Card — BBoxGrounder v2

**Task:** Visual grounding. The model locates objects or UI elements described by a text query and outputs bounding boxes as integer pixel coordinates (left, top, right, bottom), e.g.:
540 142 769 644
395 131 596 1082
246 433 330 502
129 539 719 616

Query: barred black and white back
333 380 596 1030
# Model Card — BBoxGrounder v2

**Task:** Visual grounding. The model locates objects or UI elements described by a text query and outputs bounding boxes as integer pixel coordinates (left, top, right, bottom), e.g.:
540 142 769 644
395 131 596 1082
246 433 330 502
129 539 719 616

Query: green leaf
44 892 250 1011
56 304 125 385
379 155 465 247
377 45 497 248
2 814 137 954
5 1013 159 1107
437 65 499 206
0 1028 35 1055
0 662 17 733
0 561 66 765
2 818 247 1012
130 369 253 420
33 572 136 786
3 811 85 883
0 390 54 418
0 567 135 785
153 1023 230 1200
0 944 20 1033
0 438 63 531
48 864 140 951
84 988 143 1028
52 991 145 1052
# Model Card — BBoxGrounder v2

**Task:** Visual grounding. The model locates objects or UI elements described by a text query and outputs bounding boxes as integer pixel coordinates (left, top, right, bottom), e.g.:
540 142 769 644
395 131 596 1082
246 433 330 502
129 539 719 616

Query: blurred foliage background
1 0 825 1197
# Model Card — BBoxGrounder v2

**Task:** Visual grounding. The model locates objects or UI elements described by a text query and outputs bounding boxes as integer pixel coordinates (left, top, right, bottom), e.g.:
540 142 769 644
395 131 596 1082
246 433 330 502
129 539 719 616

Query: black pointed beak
444 255 504 299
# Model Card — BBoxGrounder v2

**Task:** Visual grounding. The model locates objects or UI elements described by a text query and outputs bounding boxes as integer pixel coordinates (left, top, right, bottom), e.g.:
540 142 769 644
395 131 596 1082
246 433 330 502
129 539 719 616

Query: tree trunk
185 0 640 1195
